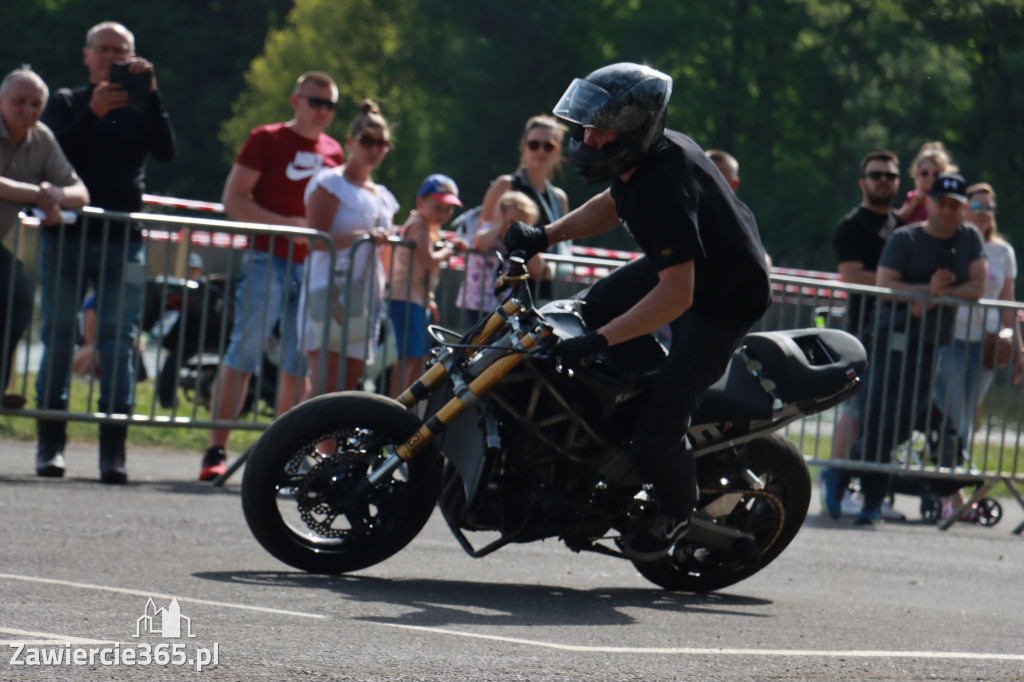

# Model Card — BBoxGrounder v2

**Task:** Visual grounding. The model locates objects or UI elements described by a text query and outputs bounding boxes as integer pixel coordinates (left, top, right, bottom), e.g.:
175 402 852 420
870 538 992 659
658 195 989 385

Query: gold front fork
395 299 524 409
394 326 546 462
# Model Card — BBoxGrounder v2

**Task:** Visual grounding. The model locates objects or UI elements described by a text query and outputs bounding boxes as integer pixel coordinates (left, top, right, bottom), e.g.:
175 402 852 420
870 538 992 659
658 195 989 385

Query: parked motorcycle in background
241 253 868 592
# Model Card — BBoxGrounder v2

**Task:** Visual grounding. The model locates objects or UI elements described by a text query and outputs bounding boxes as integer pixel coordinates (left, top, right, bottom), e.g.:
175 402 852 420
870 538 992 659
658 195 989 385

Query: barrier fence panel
1 208 335 432
4 209 1023 529
765 274 1024 531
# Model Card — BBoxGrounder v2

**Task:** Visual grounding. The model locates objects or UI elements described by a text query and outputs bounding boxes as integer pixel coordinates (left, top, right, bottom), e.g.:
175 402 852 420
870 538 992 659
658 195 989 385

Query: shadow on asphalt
0 473 238 496
192 571 773 626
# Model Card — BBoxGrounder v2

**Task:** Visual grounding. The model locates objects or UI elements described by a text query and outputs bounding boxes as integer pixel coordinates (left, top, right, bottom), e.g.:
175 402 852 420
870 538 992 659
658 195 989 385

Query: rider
505 63 771 559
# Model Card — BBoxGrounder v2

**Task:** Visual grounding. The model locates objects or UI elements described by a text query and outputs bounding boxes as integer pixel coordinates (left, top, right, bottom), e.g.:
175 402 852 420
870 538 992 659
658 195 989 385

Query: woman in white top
301 99 398 397
935 183 1022 449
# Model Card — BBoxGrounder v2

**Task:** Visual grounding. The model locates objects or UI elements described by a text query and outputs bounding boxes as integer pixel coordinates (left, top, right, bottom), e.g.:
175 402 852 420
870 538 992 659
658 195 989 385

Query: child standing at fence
387 175 469 396
456 191 544 324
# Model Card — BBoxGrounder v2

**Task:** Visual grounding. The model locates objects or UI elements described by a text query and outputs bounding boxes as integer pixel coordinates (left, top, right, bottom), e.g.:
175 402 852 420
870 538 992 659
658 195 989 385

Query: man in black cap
828 173 986 524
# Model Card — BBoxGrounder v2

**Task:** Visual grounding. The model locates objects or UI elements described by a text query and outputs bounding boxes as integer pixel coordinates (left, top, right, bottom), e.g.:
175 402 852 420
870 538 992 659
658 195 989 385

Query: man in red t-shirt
200 71 344 481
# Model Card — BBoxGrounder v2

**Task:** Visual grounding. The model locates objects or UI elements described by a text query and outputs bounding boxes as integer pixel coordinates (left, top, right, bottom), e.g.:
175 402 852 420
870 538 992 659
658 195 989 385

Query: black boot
36 419 67 477
99 423 128 484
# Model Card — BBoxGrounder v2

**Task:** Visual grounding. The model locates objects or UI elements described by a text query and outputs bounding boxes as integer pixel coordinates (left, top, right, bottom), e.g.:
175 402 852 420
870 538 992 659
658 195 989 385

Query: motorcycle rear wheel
241 392 442 574
633 432 810 592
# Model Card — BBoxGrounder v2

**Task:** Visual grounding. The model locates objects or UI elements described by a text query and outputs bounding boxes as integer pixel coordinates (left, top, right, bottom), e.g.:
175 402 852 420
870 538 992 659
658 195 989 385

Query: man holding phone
826 173 986 525
36 21 175 484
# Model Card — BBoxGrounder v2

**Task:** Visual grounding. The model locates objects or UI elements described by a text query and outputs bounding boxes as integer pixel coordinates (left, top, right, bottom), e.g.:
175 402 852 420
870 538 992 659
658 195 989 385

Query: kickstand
209 444 252 487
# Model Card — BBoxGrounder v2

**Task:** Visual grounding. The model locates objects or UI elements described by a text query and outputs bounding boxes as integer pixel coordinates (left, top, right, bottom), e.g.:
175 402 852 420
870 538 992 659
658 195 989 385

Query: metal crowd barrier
764 274 1024 532
0 207 360 432
4 211 1023 531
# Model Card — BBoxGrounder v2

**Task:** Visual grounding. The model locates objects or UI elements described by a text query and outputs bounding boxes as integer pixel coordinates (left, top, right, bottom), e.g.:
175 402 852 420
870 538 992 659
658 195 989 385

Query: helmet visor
553 78 646 132
553 78 614 127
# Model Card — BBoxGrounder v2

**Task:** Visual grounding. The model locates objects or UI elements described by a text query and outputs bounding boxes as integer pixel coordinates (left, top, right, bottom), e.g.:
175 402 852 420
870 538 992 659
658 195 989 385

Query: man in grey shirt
0 67 88 414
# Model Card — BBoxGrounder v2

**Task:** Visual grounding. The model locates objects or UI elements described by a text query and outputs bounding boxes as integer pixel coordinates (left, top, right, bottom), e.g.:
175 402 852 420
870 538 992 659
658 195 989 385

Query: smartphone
108 61 150 111
937 247 956 271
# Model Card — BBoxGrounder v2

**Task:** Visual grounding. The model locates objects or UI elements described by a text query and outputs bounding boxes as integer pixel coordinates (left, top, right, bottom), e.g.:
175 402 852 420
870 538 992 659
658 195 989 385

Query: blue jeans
36 233 145 414
223 250 306 377
934 339 992 447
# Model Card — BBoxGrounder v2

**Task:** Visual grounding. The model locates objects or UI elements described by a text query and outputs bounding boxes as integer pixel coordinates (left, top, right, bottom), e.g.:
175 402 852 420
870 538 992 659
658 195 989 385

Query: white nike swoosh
285 164 318 181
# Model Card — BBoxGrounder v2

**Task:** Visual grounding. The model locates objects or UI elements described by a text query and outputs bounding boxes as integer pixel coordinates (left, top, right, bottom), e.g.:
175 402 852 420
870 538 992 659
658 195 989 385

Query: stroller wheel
976 498 1002 527
920 495 942 524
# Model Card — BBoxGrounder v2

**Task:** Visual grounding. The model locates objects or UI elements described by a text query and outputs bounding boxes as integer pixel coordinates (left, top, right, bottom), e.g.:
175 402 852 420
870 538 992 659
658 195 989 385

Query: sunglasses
526 140 557 153
916 168 936 177
969 201 996 213
357 134 391 150
301 95 337 111
865 171 899 181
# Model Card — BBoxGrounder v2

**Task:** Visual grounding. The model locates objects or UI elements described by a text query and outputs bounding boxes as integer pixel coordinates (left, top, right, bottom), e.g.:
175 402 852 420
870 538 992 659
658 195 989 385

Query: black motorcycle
241 254 867 592
144 275 277 416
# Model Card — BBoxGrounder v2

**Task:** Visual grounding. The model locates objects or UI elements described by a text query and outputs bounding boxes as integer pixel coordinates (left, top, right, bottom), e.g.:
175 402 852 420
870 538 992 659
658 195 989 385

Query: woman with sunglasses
299 99 398 398
897 141 956 225
934 184 1021 516
477 115 570 297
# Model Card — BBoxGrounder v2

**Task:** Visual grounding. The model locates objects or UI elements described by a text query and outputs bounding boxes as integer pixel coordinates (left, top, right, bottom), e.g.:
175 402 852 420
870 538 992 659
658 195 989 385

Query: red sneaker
199 446 227 481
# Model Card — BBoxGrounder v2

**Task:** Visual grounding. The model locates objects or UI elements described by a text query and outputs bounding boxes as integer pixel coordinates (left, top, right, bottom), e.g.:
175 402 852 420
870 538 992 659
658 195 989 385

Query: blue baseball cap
418 174 463 207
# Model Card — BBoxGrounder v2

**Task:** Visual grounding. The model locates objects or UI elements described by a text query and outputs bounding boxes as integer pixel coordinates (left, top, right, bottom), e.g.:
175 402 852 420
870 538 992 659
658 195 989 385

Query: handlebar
492 250 531 295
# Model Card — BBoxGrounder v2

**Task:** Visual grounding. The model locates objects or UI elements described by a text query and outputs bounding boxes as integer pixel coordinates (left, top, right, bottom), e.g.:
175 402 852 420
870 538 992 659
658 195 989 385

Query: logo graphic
134 598 195 639
285 151 325 181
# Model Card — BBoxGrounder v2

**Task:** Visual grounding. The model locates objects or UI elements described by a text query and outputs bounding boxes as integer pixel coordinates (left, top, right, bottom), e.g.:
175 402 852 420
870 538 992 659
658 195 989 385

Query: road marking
376 622 1024 661
0 628 114 646
0 573 325 620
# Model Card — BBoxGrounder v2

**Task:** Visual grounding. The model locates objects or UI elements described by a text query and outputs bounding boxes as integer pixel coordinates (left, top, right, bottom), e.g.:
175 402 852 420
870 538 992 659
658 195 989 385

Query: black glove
553 332 608 369
503 221 549 259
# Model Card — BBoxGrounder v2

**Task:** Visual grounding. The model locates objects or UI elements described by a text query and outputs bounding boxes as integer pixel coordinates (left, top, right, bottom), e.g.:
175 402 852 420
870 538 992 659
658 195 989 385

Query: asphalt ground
1 439 1023 681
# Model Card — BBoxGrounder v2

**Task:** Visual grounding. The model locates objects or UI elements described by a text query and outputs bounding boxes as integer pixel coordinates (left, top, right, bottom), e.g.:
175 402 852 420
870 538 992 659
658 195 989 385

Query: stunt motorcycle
242 254 867 591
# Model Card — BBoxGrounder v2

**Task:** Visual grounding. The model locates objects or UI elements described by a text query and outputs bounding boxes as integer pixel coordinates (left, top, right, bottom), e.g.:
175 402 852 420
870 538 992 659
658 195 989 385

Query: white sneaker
840 490 862 516
881 500 906 521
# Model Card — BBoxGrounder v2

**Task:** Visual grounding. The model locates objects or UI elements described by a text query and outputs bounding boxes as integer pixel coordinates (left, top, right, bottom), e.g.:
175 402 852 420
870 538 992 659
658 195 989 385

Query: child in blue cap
388 174 469 396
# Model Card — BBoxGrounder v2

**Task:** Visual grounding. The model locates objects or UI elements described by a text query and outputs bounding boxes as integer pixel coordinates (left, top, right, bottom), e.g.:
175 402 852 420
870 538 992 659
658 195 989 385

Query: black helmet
553 63 672 183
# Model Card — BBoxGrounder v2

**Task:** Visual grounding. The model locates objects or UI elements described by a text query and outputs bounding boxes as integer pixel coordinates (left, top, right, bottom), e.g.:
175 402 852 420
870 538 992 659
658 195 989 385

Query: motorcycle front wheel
241 392 442 574
633 432 810 592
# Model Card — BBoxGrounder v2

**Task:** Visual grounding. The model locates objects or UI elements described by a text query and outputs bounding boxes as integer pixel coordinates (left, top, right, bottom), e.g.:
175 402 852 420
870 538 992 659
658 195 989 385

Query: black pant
0 244 34 392
580 257 749 518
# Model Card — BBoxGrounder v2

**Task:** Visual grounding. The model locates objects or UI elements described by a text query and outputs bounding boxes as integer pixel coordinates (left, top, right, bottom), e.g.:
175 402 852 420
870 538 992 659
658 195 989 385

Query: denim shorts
223 251 306 376
389 300 429 357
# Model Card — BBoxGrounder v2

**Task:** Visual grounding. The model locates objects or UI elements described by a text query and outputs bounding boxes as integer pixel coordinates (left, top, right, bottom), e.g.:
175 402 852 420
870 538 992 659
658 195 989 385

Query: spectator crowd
0 22 1019 506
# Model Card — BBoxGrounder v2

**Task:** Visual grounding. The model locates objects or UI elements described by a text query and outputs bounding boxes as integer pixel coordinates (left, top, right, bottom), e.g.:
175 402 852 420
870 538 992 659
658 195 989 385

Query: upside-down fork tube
395 330 548 463
395 299 523 409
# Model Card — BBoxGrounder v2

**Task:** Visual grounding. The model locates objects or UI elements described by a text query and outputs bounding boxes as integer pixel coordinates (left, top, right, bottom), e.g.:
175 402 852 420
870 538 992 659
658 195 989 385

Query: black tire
977 498 1002 527
633 433 811 592
920 494 942 524
241 392 442 574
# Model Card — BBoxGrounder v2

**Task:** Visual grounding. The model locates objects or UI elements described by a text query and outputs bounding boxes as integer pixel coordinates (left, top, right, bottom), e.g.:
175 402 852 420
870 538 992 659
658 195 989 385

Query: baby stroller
888 402 1002 526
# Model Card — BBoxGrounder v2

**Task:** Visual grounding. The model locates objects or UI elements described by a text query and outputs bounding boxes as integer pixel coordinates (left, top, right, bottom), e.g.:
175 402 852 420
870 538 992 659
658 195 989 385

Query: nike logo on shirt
285 151 325 181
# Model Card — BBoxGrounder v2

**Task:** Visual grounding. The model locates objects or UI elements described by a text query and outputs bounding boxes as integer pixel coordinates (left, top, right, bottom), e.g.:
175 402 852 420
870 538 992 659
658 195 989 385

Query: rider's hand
504 221 549 259
553 332 608 369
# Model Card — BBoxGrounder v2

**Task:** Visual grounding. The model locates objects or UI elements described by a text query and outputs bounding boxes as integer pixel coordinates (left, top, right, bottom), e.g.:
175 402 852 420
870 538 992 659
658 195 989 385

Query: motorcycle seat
693 329 867 424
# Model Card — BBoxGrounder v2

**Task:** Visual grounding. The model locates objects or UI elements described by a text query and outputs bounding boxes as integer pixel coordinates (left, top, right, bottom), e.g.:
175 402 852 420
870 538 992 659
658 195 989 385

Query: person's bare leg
276 370 302 416
208 365 251 449
831 412 858 460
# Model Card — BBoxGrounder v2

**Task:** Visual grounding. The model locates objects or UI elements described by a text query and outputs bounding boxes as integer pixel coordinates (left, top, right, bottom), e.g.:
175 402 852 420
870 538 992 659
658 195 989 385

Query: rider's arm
546 188 620 245
596 260 694 346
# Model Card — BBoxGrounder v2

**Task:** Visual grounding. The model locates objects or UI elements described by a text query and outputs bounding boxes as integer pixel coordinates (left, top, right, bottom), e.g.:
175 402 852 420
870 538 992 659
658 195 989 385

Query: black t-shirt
609 130 770 330
832 205 899 334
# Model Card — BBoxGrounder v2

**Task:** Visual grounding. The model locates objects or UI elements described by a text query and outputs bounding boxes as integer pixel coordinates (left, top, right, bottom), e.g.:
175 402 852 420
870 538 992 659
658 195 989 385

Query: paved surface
1 439 1023 681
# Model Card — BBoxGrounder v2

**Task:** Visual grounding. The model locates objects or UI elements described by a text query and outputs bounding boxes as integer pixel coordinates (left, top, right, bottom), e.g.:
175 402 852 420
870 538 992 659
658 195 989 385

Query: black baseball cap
929 173 968 203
